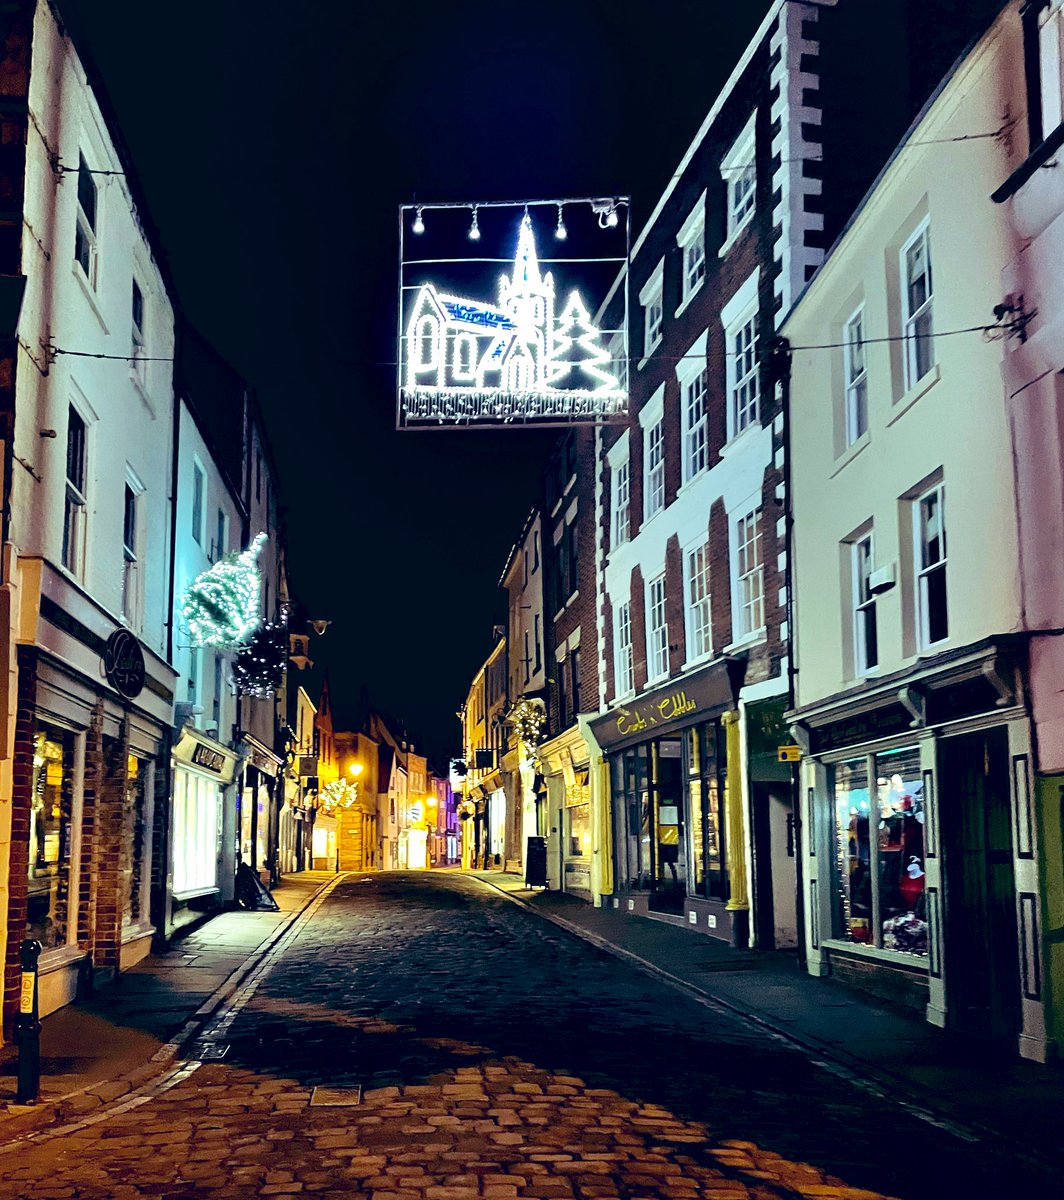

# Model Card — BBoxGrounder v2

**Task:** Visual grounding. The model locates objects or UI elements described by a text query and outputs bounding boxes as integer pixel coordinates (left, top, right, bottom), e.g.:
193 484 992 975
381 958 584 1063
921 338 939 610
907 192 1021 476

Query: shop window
173 766 220 897
685 723 726 901
28 725 77 950
901 221 934 390
852 534 878 674
916 482 948 647
63 406 87 577
121 754 151 928
843 306 868 445
567 800 590 857
833 747 926 956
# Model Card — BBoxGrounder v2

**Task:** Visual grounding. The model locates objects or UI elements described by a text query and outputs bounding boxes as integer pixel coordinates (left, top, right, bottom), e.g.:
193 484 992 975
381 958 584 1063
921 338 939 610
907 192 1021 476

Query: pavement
471 869 1064 1168
0 869 336 1132
0 870 1056 1200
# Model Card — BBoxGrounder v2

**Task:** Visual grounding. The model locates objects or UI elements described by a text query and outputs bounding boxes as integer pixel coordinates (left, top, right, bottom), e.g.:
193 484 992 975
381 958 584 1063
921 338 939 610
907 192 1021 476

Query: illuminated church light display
400 213 627 427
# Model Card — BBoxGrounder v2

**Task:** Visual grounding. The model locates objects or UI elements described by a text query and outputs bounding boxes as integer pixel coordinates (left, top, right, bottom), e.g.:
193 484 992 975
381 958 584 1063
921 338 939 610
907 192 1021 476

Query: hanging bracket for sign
397 197 630 430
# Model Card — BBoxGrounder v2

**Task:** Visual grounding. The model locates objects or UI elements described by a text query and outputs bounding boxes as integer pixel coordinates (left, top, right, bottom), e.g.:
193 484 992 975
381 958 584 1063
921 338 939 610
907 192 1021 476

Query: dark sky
60 0 772 762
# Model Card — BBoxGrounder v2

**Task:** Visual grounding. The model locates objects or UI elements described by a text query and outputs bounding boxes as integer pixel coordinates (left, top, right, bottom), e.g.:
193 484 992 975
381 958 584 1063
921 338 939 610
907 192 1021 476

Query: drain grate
187 1041 230 1060
310 1085 363 1107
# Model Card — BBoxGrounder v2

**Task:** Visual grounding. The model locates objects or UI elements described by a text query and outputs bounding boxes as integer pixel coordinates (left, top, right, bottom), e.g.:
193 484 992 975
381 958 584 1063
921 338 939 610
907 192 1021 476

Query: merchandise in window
685 723 726 900
121 754 150 927
28 725 76 950
568 801 590 857
172 766 221 897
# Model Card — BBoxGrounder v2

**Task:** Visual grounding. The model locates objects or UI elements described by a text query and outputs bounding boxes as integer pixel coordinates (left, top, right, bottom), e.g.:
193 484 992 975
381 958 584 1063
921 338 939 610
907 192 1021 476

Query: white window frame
732 507 764 642
63 403 89 579
640 385 666 522
722 270 760 442
914 481 948 649
131 276 147 387
614 600 634 698
722 112 757 246
851 532 878 676
684 540 713 663
676 191 707 310
900 220 934 392
646 572 669 683
677 331 709 485
122 469 145 630
191 458 207 548
639 259 664 364
843 305 868 446
608 431 631 551
1039 1 1064 138
74 152 98 289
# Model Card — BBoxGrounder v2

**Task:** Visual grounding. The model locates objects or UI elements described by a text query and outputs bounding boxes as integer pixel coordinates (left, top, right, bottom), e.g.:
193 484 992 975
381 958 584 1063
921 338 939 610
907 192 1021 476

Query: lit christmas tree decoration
509 697 546 752
182 532 267 649
232 621 287 698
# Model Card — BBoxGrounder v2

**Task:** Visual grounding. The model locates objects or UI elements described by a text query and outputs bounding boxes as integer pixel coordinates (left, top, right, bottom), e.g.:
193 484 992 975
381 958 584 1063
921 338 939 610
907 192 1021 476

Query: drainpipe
773 334 805 971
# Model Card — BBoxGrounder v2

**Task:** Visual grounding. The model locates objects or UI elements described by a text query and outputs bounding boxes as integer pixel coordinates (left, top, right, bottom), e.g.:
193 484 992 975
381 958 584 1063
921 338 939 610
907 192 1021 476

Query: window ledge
830 431 871 479
71 259 110 334
130 370 157 419
676 470 707 500
889 363 940 427
821 937 928 971
644 671 670 689
719 421 761 459
674 281 704 319
611 689 636 707
723 631 767 655
39 944 87 975
718 213 754 259
638 336 662 371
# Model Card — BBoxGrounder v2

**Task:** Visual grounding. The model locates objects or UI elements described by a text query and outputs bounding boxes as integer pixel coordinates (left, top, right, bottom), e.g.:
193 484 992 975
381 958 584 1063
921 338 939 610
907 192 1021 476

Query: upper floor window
728 309 759 437
63 406 87 577
534 613 542 672
685 541 712 661
554 511 579 608
645 415 665 520
1038 1 1064 138
844 307 868 445
215 508 228 561
682 365 709 482
734 507 764 640
901 222 934 390
916 482 947 648
614 600 634 698
191 461 206 547
212 654 224 731
852 533 878 675
646 572 669 682
611 450 630 550
677 193 707 307
570 648 582 715
722 113 756 243
75 154 98 288
532 529 540 572
122 480 140 626
131 279 147 386
640 260 664 360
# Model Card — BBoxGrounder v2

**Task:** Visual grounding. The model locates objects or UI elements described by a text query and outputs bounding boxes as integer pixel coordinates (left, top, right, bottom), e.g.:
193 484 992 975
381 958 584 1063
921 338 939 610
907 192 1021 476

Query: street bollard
14 938 41 1104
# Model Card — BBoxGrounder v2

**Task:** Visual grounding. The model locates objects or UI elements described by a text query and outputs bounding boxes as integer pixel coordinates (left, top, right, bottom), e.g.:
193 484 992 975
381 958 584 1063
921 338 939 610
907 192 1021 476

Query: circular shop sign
103 628 146 700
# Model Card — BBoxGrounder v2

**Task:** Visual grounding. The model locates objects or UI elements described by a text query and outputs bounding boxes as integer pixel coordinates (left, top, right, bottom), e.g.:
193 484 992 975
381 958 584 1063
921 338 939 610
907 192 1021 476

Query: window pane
122 755 149 927
28 725 76 949
67 408 86 491
77 154 97 230
875 747 927 956
833 757 872 944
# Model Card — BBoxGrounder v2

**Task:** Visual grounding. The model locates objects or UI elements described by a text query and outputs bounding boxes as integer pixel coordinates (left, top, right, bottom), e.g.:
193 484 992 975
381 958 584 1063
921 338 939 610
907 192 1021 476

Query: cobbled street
0 874 1053 1200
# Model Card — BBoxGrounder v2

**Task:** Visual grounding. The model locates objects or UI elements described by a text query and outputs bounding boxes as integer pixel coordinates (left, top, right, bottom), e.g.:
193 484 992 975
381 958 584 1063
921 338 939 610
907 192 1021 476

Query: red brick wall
4 645 36 1025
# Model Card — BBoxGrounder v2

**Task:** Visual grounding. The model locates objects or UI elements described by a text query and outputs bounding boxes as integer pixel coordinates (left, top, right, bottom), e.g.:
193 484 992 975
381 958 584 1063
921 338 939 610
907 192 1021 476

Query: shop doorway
650 737 685 912
752 783 798 950
940 726 1020 1043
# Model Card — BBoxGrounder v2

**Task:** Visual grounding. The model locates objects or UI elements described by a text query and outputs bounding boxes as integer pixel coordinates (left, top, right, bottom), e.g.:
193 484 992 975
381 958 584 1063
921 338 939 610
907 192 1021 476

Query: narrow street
0 874 1053 1200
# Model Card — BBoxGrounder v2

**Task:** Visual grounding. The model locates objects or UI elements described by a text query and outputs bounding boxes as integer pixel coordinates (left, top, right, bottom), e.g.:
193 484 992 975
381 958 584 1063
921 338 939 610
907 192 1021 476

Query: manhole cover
187 1042 230 1060
310 1085 363 1107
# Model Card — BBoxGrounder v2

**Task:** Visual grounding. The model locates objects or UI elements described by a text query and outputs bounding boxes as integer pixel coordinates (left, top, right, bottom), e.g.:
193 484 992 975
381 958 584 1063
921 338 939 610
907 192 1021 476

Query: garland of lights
232 621 287 698
509 698 546 752
183 532 267 649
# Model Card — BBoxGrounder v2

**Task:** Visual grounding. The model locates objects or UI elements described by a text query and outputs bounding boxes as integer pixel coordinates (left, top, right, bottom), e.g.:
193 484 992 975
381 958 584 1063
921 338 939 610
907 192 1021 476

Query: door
941 726 1020 1042
650 737 685 912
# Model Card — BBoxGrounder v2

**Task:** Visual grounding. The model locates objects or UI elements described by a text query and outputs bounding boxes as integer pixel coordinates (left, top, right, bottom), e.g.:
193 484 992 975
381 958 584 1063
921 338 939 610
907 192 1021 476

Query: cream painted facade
785 11 1047 1059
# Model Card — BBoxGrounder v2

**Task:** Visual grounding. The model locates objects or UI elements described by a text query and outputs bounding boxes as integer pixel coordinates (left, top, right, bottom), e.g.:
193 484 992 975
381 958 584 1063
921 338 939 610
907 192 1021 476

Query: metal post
15 938 42 1103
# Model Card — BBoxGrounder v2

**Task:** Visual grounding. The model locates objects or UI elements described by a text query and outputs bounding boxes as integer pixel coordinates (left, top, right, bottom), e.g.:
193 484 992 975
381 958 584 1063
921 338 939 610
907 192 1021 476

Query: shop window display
833 747 926 956
28 726 76 950
685 723 726 901
567 801 590 856
121 755 149 927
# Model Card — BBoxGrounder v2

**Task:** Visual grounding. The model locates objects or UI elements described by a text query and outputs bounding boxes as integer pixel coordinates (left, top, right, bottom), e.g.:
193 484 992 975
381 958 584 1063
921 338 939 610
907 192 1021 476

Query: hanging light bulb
468 206 481 241
412 206 425 235
555 204 567 241
605 204 619 228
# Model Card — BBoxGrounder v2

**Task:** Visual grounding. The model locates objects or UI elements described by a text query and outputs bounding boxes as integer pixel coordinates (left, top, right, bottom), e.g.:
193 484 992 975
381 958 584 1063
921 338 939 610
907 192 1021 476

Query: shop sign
812 703 913 754
614 689 697 738
192 743 226 774
248 745 280 777
777 745 802 763
103 628 145 700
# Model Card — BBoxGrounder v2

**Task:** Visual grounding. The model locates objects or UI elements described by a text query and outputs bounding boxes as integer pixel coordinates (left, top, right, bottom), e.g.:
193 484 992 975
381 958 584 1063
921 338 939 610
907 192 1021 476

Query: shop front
538 720 605 902
795 641 1048 1060
6 559 177 1020
238 736 282 886
591 659 747 941
169 727 239 934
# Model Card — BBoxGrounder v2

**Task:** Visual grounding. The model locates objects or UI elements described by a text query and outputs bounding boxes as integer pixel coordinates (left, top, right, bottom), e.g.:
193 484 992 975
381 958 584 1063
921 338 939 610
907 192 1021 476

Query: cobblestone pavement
0 873 1052 1200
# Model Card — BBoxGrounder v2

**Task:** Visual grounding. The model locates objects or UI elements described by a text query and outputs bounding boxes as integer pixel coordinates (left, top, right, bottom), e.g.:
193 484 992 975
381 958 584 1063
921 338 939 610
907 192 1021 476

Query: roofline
598 0 791 318
498 506 540 587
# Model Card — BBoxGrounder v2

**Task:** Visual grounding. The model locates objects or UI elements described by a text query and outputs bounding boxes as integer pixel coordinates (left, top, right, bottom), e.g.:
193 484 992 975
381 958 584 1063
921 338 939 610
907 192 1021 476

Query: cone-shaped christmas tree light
182 532 267 649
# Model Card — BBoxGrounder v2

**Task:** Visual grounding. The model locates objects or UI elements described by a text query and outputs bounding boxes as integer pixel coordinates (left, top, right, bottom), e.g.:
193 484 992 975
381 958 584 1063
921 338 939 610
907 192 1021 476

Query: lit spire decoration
182 532 266 650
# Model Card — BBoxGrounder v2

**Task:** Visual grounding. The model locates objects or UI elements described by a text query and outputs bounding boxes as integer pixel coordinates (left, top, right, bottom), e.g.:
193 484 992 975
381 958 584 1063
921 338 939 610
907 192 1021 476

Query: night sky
60 0 772 762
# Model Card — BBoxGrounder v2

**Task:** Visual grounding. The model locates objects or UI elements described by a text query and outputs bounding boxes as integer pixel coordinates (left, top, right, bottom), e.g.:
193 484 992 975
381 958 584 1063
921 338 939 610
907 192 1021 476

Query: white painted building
784 8 1046 1058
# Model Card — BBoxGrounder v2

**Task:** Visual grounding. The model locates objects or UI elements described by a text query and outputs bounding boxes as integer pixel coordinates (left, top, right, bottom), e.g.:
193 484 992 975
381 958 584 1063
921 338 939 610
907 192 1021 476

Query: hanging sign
397 199 630 429
103 628 145 700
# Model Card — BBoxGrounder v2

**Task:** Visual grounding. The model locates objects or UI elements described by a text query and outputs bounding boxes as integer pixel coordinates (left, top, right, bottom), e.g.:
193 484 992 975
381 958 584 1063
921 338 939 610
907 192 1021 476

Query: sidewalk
473 870 1064 1168
0 870 335 1129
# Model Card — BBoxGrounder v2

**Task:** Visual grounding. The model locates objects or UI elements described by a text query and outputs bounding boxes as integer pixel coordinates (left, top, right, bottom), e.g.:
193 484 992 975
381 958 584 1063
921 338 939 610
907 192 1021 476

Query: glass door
650 736 685 911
